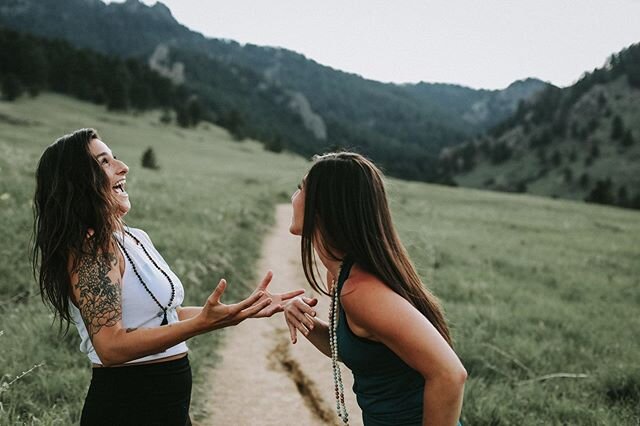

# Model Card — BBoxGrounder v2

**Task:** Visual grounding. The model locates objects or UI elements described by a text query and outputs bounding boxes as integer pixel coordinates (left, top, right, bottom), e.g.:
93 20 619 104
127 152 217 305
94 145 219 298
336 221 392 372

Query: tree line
0 27 204 127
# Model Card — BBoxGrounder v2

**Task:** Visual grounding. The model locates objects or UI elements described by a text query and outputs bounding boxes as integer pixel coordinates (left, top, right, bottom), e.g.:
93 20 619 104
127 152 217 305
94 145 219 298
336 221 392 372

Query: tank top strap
336 256 355 294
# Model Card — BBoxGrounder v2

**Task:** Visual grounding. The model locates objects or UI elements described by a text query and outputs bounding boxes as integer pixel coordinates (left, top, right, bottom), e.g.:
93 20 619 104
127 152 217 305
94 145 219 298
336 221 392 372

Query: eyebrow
95 152 110 159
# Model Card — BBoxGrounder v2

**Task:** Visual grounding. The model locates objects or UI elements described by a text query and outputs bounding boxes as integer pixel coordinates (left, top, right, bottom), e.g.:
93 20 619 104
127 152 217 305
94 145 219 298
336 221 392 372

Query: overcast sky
112 0 640 90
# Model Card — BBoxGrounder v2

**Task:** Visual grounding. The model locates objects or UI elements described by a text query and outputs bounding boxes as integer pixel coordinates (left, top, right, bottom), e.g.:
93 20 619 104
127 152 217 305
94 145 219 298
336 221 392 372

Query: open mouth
113 179 127 195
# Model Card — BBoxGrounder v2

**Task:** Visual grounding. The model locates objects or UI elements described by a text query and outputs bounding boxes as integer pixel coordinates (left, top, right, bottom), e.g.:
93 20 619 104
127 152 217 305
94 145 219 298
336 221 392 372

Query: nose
117 159 129 175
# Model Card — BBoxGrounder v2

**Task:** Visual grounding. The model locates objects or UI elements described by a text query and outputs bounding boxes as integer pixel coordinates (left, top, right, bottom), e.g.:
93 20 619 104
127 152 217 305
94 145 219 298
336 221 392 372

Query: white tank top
69 227 188 365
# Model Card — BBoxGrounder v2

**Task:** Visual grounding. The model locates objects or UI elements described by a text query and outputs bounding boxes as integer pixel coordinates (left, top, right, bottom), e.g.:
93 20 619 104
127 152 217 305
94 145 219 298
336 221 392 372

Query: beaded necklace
329 259 350 425
116 229 176 326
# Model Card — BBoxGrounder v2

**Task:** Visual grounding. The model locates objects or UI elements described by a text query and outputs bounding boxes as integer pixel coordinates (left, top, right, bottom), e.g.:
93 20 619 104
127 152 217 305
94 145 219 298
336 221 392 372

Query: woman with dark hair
32 128 302 425
283 152 466 426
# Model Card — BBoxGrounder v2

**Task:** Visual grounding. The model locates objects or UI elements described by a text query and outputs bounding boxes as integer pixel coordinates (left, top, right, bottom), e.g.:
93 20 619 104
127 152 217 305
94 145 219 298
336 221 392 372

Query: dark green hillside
441 43 640 209
0 27 191 115
0 0 546 182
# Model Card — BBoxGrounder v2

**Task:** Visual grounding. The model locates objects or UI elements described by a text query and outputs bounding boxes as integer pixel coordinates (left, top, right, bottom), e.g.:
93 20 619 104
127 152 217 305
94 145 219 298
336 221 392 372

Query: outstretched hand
283 295 319 344
251 270 306 318
198 278 273 331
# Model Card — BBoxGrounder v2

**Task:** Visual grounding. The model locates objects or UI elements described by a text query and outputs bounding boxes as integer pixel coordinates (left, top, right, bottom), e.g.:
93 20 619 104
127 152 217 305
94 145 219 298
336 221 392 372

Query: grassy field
1 94 639 425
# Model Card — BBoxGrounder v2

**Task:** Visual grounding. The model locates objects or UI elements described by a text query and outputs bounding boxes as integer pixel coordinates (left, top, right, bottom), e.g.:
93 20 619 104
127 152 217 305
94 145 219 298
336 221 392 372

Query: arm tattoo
75 252 121 339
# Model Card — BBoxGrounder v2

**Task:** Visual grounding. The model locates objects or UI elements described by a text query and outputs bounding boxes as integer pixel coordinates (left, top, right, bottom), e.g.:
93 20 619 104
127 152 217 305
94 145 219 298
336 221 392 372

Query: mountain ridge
0 0 549 181
440 43 640 209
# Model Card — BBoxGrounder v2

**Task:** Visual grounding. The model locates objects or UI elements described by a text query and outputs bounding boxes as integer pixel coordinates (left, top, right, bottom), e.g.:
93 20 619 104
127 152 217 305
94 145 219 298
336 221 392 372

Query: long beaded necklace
329 259 349 425
116 229 176 326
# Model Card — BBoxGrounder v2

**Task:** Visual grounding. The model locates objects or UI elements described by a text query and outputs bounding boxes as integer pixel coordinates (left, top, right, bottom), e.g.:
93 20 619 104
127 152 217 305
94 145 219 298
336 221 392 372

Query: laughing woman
283 152 466 426
32 128 302 425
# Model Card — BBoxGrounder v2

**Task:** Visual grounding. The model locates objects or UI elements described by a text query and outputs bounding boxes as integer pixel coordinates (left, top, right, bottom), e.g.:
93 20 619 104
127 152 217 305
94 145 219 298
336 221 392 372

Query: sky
111 0 640 90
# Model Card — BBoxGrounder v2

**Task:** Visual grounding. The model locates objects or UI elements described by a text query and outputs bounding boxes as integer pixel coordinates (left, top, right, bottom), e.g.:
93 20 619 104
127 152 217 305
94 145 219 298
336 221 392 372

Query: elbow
448 364 468 389
456 366 468 387
96 349 124 367
426 365 467 393
95 342 131 367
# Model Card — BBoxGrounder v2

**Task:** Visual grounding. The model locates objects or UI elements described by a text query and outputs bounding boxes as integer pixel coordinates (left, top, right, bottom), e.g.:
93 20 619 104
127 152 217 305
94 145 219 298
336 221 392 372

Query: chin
289 224 301 236
118 203 131 217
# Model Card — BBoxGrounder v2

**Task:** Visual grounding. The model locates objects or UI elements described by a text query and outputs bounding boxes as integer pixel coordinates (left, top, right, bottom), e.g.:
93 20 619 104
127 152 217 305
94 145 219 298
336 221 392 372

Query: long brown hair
32 128 121 332
301 152 453 346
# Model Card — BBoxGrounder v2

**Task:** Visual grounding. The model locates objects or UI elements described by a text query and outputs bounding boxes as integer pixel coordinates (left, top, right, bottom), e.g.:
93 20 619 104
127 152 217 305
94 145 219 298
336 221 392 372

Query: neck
315 247 346 280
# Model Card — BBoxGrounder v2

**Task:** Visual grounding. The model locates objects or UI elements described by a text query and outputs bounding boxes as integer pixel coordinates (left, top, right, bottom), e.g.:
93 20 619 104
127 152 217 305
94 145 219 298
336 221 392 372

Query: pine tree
1 73 23 100
579 172 590 188
621 130 634 147
611 115 624 140
585 178 614 205
617 185 629 207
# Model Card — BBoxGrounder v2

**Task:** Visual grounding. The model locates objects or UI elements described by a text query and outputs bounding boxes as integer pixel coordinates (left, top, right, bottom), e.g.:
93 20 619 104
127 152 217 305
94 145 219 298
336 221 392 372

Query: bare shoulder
340 265 398 305
340 265 412 338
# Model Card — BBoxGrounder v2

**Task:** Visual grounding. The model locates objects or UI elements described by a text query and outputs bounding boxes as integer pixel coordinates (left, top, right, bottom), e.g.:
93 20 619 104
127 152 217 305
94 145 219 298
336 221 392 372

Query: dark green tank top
336 258 424 425
336 258 462 426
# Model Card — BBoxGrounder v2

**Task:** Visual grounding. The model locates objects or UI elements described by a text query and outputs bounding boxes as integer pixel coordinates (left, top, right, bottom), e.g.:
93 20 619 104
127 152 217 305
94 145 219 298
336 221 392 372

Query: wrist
189 313 209 335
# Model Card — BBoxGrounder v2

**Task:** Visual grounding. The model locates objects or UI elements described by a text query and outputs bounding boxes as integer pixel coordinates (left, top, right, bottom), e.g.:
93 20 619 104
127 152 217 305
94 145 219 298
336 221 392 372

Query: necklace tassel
161 310 168 326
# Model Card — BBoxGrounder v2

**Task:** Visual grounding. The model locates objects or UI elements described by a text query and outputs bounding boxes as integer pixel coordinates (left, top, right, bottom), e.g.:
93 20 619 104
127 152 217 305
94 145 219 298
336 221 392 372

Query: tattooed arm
73 252 122 340
69 248 272 366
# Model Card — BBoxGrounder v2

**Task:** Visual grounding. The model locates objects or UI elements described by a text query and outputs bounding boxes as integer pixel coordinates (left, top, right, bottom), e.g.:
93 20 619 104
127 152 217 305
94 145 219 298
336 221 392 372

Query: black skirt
81 355 192 426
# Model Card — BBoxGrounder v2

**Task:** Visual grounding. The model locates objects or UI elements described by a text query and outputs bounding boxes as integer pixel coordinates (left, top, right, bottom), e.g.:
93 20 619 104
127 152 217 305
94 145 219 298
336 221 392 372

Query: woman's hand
283 295 318 344
250 270 306 318
197 278 272 331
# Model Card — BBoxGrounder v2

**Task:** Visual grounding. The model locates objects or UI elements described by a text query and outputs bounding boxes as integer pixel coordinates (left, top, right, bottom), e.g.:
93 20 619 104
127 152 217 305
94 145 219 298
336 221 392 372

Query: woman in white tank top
32 128 304 425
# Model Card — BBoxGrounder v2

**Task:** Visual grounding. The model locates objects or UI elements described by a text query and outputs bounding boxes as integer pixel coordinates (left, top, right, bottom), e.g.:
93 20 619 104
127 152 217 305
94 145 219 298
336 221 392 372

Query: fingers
302 296 318 307
256 270 274 291
279 289 305 301
285 301 315 333
285 312 310 340
233 289 266 313
208 279 227 304
287 315 313 336
239 297 272 318
286 318 298 344
295 298 317 317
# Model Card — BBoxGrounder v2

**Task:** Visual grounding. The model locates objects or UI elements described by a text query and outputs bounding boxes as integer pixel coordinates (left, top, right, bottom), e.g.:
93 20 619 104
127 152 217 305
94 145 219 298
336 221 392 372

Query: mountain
0 0 548 181
440 43 640 209
402 78 551 131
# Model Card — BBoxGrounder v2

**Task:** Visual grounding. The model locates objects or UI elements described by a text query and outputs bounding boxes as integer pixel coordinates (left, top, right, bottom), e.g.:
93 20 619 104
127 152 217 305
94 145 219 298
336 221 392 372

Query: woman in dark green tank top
283 152 466 425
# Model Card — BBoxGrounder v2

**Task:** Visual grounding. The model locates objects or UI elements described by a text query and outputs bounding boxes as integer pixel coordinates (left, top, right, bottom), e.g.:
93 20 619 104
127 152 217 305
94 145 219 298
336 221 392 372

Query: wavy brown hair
301 152 453 346
32 128 121 331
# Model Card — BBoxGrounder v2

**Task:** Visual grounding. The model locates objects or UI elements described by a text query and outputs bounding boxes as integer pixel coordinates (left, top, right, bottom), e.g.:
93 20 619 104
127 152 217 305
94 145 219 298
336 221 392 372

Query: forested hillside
0 0 547 181
440 43 640 209
0 28 196 119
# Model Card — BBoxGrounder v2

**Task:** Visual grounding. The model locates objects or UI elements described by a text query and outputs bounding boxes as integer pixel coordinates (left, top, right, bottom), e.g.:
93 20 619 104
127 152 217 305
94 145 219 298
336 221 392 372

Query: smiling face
89 138 130 217
289 179 305 236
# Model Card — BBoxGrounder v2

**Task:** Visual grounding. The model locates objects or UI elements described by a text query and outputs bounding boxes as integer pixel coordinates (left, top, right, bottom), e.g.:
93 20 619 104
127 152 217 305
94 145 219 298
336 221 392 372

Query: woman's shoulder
341 266 397 308
342 266 388 294
340 266 408 339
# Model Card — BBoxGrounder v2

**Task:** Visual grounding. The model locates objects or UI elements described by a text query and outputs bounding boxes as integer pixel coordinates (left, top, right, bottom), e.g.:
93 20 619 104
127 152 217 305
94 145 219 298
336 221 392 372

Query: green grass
0 93 308 424
1 94 639 425
388 181 640 424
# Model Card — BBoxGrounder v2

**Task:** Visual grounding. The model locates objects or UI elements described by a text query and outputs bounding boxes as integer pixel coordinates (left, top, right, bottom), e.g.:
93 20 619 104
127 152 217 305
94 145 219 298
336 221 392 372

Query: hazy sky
115 0 640 90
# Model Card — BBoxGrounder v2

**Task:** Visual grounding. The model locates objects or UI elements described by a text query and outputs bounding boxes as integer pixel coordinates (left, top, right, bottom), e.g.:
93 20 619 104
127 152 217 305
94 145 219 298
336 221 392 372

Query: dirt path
201 204 362 426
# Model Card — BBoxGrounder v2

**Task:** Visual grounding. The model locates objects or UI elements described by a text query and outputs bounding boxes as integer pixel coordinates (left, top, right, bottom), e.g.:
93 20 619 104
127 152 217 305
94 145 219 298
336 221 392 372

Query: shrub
141 147 159 169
